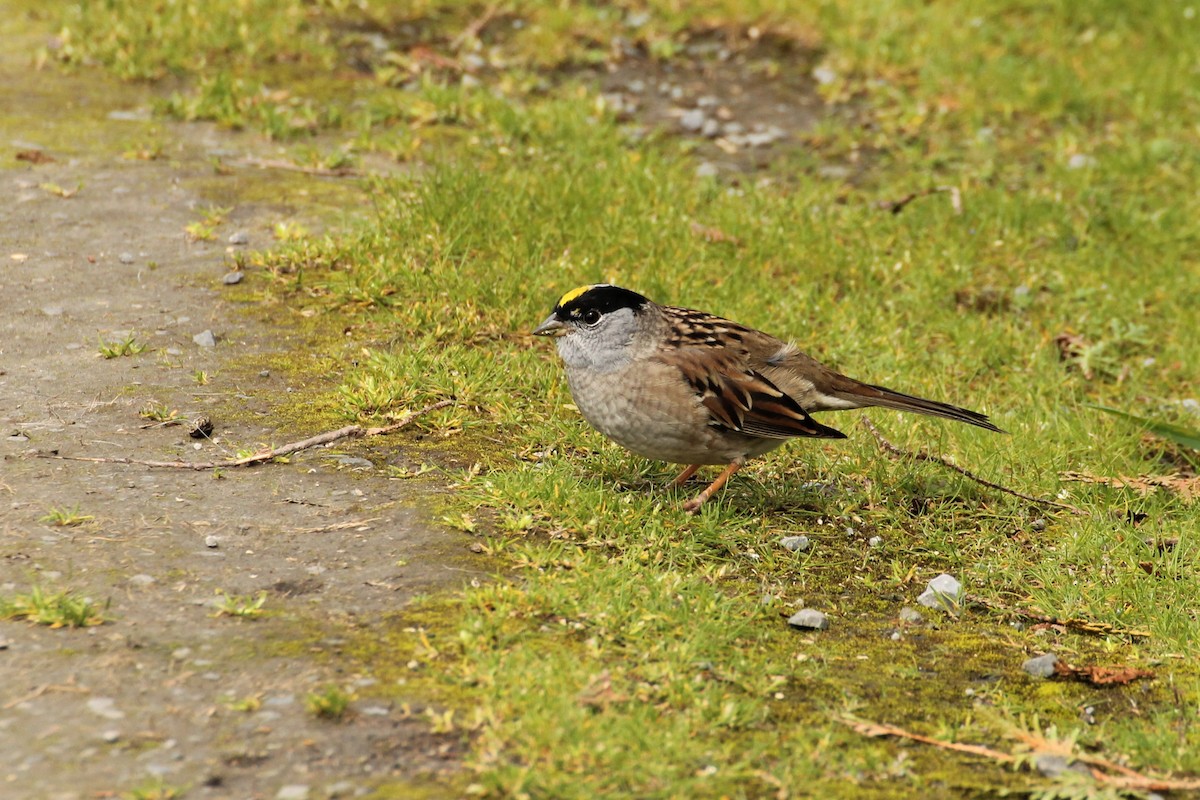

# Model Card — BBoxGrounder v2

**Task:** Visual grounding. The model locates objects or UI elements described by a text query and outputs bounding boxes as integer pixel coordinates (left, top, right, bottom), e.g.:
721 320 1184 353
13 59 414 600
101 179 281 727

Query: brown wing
657 346 846 440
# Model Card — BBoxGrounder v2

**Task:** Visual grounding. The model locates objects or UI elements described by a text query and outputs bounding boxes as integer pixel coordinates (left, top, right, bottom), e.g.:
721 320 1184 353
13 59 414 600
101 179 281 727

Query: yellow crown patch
556 284 596 308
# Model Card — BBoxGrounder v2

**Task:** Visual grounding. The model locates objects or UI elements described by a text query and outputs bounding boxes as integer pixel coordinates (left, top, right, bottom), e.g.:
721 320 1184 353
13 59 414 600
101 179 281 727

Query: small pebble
326 782 356 799
868 536 883 548
42 305 64 316
1067 153 1096 170
1030 518 1047 532
787 608 829 631
193 330 217 347
700 118 721 138
276 786 310 800
626 79 645 94
102 730 121 743
205 535 219 548
328 455 373 469
1022 652 1058 679
779 535 810 553
812 65 837 85
222 271 244 285
128 574 156 587
898 606 923 624
679 109 706 133
917 573 963 610
695 162 718 178
118 252 134 264
87 697 125 720
228 231 249 245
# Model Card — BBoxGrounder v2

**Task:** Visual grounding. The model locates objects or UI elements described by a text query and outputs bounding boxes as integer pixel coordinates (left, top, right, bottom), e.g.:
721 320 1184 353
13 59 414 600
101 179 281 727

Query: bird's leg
682 461 743 514
670 464 701 487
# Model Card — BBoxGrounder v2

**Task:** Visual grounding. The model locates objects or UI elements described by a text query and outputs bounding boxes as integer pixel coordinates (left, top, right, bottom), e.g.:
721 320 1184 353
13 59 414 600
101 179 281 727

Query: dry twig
965 593 1150 639
34 400 452 471
878 185 963 215
861 418 1087 515
840 716 1200 792
231 157 358 177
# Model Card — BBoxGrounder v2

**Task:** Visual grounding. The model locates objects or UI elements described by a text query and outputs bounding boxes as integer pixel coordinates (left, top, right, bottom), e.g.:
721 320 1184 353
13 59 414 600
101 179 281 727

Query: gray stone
917 573 963 610
204 535 219 548
86 697 124 720
118 252 134 264
276 786 310 800
107 109 149 121
228 231 249 245
787 608 829 631
700 118 721 138
779 535 810 553
222 271 244 285
868 536 883 548
695 162 718 178
128 573 156 586
102 729 121 743
1022 652 1058 678
898 606 923 624
679 109 706 132
812 65 837 85
192 330 217 347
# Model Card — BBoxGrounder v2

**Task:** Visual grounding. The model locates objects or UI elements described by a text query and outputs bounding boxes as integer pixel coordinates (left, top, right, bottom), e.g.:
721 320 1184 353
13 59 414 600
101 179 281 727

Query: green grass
212 590 269 619
42 0 1200 796
39 505 94 527
98 332 148 359
305 685 354 721
1 586 106 628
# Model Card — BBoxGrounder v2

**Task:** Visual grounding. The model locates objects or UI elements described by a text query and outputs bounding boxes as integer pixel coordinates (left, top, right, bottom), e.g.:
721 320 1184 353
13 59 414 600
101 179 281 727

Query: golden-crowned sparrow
534 284 1002 512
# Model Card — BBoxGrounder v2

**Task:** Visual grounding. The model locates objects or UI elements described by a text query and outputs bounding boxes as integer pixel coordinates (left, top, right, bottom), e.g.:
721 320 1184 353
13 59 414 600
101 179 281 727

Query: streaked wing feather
657 347 845 440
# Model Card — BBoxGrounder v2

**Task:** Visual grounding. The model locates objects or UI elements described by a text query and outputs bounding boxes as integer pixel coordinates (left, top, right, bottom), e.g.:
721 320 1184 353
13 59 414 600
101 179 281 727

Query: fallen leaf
689 221 742 246
1054 660 1154 686
1060 471 1200 502
39 181 79 198
16 149 54 164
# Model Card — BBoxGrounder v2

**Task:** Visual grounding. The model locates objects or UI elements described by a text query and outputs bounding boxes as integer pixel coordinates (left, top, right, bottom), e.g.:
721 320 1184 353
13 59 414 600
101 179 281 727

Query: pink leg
682 462 743 514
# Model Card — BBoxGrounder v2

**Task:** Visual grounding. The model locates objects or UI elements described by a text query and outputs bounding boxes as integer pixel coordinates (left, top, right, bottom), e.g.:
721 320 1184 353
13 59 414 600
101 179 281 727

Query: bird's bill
532 315 567 337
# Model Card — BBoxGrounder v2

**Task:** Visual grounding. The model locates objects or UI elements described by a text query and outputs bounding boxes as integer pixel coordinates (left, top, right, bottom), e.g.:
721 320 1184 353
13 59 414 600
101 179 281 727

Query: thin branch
33 400 452 471
877 185 963 215
231 157 358 177
861 418 1088 515
965 593 1151 640
840 716 1200 792
450 2 502 50
840 717 1014 762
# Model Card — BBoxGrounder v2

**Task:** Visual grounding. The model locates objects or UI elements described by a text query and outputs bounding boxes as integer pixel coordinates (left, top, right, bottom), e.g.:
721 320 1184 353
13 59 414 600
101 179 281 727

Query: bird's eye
582 309 602 326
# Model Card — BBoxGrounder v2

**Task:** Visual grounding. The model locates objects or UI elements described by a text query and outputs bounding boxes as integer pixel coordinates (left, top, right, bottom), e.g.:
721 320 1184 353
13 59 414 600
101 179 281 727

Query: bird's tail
836 382 1004 433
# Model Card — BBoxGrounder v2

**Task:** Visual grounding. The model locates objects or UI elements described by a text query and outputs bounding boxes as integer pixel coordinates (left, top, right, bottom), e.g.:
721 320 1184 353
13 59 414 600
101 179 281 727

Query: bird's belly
567 372 783 465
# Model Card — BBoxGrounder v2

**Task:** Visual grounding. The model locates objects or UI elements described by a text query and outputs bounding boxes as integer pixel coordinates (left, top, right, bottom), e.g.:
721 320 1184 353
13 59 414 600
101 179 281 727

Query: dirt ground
0 30 480 800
